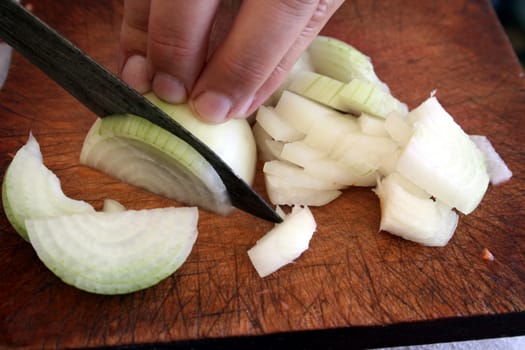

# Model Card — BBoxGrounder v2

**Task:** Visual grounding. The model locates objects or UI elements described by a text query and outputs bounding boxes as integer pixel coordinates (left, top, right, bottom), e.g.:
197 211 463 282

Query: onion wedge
2 133 94 241
26 207 198 295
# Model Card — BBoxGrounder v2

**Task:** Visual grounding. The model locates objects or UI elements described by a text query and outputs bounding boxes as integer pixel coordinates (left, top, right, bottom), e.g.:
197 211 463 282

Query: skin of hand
119 0 345 124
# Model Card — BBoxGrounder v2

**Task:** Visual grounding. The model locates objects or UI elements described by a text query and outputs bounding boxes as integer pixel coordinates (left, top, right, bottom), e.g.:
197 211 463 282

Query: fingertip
152 72 188 104
190 91 232 124
121 54 151 94
190 91 256 124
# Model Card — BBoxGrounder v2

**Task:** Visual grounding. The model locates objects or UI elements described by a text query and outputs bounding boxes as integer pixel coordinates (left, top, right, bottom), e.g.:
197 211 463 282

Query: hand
119 0 344 123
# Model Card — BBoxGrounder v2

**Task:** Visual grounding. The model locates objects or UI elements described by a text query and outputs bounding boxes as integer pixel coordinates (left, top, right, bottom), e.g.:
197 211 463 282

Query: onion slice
248 206 316 277
470 135 512 185
374 173 459 246
395 97 489 214
2 133 94 241
26 207 198 295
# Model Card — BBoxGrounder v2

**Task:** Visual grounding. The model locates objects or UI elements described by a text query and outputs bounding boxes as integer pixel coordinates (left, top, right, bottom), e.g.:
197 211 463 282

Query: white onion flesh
255 105 304 142
252 122 275 162
80 94 257 216
26 207 198 295
102 198 126 213
248 205 317 277
470 135 513 185
357 113 389 137
288 71 408 118
254 35 506 249
374 173 458 247
395 97 489 214
384 111 413 146
263 160 342 190
2 133 94 241
307 35 389 92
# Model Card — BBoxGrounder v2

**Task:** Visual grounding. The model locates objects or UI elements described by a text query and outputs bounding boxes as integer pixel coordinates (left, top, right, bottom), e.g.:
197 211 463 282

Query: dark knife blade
0 0 281 223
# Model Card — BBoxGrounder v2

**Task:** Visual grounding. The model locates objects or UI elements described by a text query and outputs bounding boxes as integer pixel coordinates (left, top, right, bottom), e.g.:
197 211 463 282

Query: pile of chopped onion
251 35 511 253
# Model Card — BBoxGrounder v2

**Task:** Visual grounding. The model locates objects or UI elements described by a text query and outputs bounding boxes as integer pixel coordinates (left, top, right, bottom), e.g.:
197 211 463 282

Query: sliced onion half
80 94 256 216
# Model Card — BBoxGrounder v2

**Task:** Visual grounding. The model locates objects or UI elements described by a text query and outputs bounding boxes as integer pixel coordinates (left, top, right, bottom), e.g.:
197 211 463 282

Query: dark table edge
86 311 525 350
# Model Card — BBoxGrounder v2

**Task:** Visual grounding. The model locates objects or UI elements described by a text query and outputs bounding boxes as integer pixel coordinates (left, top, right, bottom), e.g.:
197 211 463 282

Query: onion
253 35 505 248
374 173 459 247
2 133 199 295
80 93 257 216
395 97 489 214
27 206 198 295
470 135 512 185
102 198 127 212
288 71 408 118
307 35 390 92
248 205 316 277
2 133 94 241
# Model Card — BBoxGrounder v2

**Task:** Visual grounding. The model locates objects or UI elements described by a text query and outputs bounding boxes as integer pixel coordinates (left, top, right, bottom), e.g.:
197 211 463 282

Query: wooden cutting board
0 1 524 349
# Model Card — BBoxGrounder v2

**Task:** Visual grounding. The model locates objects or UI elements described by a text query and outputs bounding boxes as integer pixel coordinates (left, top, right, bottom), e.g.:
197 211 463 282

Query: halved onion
80 94 256 216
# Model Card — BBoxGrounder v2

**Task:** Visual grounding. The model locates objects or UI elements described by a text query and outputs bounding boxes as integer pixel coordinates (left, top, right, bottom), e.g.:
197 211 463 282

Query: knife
0 0 281 223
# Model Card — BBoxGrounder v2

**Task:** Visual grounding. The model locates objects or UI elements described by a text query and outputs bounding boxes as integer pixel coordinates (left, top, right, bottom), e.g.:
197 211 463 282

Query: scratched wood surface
0 1 524 349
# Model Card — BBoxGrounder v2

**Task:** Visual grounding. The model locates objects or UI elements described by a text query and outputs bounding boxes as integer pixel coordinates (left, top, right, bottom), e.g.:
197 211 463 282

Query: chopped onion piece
263 160 341 190
307 35 389 92
248 206 317 277
288 71 407 118
102 198 126 212
470 135 512 185
378 149 402 176
302 110 359 153
252 122 275 162
265 139 285 160
265 176 342 206
265 51 315 106
384 111 413 146
374 173 459 247
331 132 399 173
395 96 489 214
279 141 328 168
275 91 347 134
2 133 94 241
357 113 389 137
255 105 304 142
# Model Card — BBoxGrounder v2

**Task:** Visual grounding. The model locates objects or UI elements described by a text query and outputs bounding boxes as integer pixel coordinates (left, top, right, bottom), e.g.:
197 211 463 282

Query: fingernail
191 91 232 123
152 72 187 104
235 94 256 118
121 55 151 94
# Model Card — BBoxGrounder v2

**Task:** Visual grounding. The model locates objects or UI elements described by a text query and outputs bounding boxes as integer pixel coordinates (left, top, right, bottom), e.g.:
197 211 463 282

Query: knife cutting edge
0 0 282 223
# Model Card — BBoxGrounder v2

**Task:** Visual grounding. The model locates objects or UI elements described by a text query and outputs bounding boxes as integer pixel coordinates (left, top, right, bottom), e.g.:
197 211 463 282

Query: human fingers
120 0 221 103
146 0 220 103
189 0 345 123
246 0 345 115
120 0 151 94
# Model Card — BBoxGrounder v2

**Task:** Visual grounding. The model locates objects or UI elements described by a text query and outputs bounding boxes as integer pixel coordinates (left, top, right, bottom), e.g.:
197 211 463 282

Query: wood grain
0 1 524 349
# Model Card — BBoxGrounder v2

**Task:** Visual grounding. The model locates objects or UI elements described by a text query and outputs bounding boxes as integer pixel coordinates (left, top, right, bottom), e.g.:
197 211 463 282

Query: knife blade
0 0 282 223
